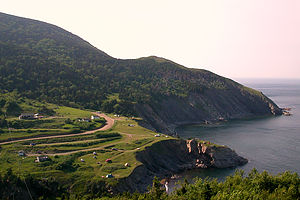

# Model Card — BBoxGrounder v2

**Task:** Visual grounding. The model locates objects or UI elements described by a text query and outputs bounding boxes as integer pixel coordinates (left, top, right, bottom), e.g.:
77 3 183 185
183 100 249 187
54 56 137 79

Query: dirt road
0 113 115 145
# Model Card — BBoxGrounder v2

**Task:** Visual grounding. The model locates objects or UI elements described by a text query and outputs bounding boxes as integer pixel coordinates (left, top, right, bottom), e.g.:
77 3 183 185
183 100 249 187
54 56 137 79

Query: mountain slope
0 12 282 134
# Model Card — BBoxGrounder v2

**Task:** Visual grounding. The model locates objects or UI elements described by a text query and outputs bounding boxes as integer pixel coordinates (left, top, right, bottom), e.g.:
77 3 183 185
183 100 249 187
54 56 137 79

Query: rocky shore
116 139 247 192
135 90 282 135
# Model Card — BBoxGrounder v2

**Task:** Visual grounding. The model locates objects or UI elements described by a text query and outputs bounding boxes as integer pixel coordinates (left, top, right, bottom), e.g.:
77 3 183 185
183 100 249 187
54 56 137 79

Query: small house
36 156 49 162
91 115 100 120
93 151 97 155
19 113 35 120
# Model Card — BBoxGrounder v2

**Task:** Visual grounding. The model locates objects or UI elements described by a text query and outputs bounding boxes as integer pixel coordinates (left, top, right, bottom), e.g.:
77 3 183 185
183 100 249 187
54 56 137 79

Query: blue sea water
170 79 300 188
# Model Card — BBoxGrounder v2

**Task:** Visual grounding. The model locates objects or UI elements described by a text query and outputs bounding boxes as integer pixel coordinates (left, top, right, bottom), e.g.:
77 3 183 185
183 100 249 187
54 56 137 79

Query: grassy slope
0 101 173 190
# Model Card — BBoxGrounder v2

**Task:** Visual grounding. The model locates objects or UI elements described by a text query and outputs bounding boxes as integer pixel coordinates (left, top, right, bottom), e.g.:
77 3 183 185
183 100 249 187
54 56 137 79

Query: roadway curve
0 113 114 145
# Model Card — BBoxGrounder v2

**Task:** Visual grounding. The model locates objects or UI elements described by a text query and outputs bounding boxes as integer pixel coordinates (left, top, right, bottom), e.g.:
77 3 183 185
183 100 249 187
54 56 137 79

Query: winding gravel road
0 113 114 145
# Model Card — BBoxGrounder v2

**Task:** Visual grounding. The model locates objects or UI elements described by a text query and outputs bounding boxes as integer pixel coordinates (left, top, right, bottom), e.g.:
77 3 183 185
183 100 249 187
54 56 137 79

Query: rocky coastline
135 90 283 135
115 139 247 192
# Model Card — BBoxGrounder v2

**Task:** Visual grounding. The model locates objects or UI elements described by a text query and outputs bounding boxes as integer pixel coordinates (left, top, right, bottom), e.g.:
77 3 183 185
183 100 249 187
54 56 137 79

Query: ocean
170 79 300 189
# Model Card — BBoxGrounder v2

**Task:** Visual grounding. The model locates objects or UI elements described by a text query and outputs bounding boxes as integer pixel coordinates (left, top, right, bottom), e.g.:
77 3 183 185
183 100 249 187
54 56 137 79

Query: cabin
19 113 35 120
91 115 100 120
35 156 49 162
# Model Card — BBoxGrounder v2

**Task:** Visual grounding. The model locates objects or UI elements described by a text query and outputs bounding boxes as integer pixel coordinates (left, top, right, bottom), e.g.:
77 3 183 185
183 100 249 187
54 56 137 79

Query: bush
38 106 56 116
0 116 7 128
95 132 121 139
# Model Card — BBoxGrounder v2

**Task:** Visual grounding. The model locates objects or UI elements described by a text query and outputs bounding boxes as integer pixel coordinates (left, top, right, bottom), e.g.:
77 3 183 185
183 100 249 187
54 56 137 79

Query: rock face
116 139 247 192
135 89 282 135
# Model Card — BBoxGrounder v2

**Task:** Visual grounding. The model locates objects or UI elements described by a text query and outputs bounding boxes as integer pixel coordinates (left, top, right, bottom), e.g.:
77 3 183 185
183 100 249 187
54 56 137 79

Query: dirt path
28 140 125 156
0 113 115 145
28 137 156 157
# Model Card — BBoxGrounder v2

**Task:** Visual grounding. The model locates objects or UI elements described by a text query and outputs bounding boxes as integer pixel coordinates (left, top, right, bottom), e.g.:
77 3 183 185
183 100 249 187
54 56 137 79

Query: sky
1 0 300 79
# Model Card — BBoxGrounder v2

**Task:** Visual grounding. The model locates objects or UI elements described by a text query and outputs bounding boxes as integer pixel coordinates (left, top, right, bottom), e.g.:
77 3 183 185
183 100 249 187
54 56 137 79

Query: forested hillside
0 169 298 199
0 12 282 134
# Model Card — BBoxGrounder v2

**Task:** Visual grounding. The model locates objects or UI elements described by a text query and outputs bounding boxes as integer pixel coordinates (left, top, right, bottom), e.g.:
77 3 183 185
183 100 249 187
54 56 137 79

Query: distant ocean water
170 79 300 189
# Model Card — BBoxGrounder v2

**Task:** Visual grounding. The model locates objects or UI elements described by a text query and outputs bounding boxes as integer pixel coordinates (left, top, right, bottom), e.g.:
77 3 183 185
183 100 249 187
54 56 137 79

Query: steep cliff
116 139 247 192
135 87 282 134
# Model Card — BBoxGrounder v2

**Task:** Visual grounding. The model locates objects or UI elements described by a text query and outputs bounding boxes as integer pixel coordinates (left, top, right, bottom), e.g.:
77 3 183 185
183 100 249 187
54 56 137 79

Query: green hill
0 12 282 134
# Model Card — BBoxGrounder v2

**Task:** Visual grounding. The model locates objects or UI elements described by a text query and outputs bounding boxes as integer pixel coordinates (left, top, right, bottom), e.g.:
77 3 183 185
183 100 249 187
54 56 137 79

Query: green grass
111 138 154 150
55 106 92 119
0 129 72 141
242 86 264 98
0 105 105 143
0 103 174 192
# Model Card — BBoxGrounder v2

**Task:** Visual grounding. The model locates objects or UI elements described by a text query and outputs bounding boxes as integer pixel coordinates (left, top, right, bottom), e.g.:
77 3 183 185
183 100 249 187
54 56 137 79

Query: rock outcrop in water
116 139 247 192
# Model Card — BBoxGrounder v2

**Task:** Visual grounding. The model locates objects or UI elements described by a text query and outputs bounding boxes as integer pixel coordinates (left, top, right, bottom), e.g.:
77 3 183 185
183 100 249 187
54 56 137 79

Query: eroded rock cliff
116 139 247 192
135 88 282 135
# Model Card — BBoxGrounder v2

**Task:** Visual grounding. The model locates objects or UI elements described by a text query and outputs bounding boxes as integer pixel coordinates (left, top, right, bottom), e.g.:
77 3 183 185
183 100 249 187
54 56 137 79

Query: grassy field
54 106 92 119
0 104 105 143
0 105 174 191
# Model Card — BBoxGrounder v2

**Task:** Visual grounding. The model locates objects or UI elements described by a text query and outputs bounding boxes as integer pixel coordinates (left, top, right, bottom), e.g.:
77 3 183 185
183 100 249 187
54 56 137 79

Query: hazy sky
1 0 300 79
